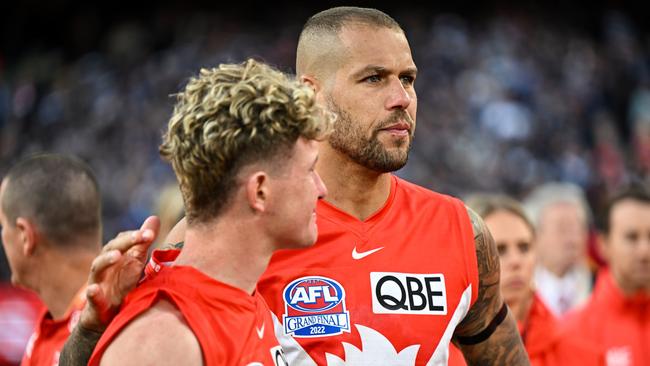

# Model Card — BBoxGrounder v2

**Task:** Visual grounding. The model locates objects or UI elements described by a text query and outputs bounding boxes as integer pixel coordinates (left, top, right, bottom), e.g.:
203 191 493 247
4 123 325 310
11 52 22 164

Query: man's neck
175 216 274 295
316 146 392 221
36 249 96 320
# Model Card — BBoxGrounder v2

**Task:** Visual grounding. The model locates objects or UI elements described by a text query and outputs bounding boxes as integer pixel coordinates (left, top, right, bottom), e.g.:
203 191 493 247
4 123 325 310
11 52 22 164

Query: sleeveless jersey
258 175 479 365
88 261 288 366
20 287 84 366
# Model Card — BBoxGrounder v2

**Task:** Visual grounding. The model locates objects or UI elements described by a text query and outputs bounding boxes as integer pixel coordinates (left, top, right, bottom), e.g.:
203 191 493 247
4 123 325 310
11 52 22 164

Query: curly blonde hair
160 59 333 223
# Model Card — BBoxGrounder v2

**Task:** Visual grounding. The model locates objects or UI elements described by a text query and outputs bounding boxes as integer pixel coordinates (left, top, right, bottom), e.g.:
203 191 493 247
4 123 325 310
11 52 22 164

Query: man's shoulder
98 300 202 366
123 299 186 328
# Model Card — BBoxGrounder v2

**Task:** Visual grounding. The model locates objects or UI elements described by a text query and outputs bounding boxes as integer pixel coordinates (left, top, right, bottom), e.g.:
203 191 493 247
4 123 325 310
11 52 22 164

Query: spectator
448 194 602 366
563 185 650 366
524 182 594 316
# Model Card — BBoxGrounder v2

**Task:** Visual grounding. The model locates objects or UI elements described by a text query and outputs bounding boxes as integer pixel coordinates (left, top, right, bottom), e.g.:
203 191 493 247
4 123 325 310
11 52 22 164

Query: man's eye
400 76 415 85
364 75 381 83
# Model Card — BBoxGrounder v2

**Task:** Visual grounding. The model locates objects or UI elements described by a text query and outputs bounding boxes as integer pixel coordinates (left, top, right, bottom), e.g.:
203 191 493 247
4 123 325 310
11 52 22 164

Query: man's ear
246 172 269 213
300 75 321 93
15 217 38 256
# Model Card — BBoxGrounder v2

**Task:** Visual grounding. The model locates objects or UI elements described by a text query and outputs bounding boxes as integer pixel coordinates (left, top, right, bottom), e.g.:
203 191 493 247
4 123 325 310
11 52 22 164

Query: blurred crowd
1 10 649 240
1 7 649 365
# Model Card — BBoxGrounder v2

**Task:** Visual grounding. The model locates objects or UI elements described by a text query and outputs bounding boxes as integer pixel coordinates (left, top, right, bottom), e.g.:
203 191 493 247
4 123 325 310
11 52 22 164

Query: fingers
86 283 111 312
88 250 121 285
103 217 160 254
124 217 161 257
85 284 103 307
140 215 161 237
82 284 113 331
123 216 161 248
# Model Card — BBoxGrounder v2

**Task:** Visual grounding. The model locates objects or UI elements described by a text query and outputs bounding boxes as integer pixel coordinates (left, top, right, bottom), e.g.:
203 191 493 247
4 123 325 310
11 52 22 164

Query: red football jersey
563 269 650 366
20 287 85 366
88 261 288 366
258 175 479 365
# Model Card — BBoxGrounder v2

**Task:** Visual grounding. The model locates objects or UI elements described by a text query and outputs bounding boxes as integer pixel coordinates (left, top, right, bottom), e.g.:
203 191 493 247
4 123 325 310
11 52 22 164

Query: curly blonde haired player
83 59 332 365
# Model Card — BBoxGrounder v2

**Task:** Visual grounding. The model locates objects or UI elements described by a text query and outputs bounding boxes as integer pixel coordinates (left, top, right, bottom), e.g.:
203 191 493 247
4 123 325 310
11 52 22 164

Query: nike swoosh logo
352 246 384 260
256 323 265 339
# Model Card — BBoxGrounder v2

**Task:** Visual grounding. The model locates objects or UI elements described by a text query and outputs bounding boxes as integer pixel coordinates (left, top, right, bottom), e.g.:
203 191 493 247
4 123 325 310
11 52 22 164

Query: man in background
0 154 103 366
563 185 650 366
524 182 594 316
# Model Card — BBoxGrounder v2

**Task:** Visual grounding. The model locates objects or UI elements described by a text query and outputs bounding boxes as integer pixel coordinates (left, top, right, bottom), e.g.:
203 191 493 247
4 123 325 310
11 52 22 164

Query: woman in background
449 194 602 366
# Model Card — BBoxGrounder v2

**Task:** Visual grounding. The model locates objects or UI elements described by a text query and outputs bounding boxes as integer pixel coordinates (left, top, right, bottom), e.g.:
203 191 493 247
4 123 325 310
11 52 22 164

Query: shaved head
1 154 101 247
296 7 404 80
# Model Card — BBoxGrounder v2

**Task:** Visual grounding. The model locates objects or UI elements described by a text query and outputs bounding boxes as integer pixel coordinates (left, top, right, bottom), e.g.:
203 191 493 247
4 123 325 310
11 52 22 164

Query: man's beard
327 97 413 173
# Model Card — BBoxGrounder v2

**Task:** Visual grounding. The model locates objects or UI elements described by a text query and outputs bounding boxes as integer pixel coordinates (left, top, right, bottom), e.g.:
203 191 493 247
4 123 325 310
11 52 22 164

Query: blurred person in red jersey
449 194 603 365
523 182 594 316
85 59 332 366
0 154 103 366
0 284 42 366
563 184 650 366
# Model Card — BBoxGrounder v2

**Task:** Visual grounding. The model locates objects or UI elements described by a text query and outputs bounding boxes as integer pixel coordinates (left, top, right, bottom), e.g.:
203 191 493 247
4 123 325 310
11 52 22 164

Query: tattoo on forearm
59 325 103 366
454 207 530 365
456 311 529 365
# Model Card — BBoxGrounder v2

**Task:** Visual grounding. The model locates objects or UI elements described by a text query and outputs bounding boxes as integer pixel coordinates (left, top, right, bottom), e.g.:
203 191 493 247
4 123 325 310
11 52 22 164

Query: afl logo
282 276 350 338
284 277 343 312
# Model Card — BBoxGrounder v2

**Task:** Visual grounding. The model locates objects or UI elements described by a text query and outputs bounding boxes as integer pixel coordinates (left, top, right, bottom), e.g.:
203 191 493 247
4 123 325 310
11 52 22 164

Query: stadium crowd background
0 1 648 364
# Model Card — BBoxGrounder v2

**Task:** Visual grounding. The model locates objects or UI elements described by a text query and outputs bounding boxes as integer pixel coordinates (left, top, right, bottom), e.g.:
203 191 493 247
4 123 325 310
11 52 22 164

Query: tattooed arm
452 207 529 365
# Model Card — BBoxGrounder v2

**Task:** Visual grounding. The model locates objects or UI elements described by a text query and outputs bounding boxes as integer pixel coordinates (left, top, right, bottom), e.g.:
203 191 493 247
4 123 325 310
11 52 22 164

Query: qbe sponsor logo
371 272 447 315
282 276 350 338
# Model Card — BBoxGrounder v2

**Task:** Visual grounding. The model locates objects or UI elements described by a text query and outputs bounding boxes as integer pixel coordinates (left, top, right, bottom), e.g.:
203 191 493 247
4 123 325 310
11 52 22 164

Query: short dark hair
602 183 650 234
302 6 403 36
2 154 102 246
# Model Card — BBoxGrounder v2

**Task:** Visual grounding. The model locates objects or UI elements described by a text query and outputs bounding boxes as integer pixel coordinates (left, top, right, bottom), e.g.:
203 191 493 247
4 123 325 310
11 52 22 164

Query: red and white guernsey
88 261 288 366
258 175 479 366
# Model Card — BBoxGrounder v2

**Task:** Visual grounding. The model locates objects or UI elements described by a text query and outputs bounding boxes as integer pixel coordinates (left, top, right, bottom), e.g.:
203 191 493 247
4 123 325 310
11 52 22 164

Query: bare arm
452 208 529 365
59 326 104 366
100 300 203 366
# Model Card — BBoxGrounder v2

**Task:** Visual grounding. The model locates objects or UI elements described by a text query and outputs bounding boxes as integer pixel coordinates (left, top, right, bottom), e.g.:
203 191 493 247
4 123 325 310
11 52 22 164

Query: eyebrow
351 65 418 80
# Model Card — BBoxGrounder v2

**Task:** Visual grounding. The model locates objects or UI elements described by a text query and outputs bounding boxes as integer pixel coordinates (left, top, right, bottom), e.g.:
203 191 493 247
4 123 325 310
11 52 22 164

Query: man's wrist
76 323 105 340
58 322 105 366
